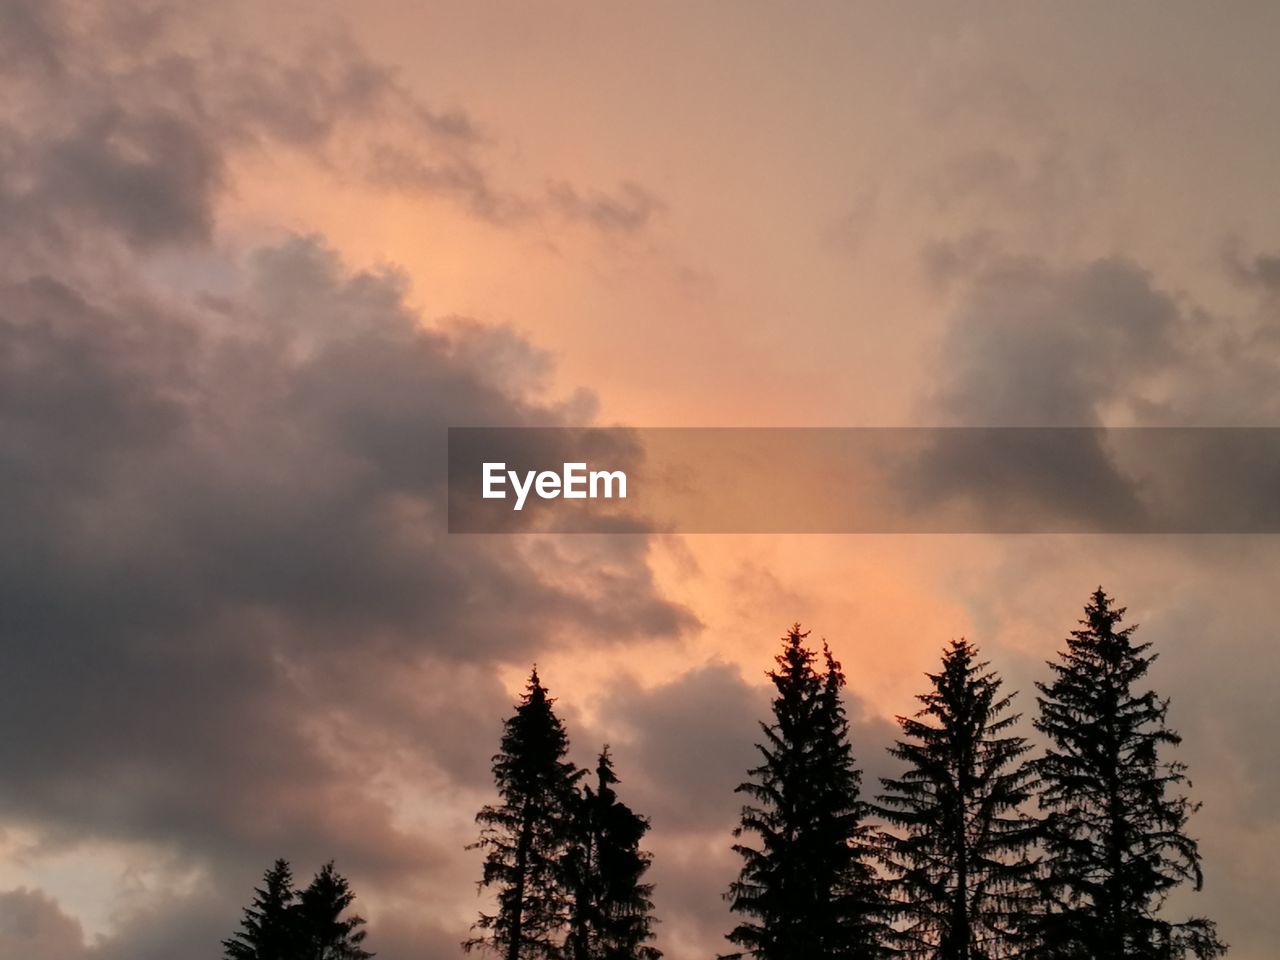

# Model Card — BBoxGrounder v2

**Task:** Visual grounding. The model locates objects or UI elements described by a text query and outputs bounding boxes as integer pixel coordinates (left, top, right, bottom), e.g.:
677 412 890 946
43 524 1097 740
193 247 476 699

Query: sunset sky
2 2 1280 958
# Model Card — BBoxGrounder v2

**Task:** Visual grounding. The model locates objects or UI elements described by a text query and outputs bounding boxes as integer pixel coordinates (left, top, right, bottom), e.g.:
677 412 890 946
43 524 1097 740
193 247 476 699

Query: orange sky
2 2 1280 958
213 8 1280 954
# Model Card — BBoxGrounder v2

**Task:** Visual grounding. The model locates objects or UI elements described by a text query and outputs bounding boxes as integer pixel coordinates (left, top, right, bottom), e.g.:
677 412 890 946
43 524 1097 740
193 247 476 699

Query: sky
1 1 1279 957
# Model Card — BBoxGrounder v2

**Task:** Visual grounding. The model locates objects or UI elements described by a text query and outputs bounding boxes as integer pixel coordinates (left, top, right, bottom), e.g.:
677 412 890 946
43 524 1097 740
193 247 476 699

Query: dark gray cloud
0 1 500 247
908 253 1280 534
1240 254 1280 291
0 885 313 960
40 110 223 248
931 256 1183 426
0 2 689 955
0 889 85 960
902 258 1181 530
92 892 234 960
598 663 767 833
0 0 657 257
0 0 67 77
0 237 691 866
1223 238 1280 296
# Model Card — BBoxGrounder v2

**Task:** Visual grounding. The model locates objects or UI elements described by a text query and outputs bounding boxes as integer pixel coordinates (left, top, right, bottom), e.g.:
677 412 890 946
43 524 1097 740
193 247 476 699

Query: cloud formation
0 1 688 955
2 2 1278 958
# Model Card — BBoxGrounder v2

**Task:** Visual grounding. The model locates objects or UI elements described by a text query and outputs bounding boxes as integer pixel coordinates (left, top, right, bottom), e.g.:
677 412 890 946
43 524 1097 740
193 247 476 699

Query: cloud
907 234 1280 945
0 3 691 954
930 256 1184 426
892 258 1176 530
902 253 1280 534
598 663 767 833
0 889 86 960
0 0 656 252
0 885 278 960
0 237 692 872
919 230 1001 290
546 180 664 234
92 891 234 960
578 657 898 958
1223 238 1280 296
0 0 67 79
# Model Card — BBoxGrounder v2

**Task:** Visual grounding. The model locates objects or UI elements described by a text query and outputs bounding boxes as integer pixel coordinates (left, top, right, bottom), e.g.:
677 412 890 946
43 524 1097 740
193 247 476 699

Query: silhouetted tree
224 858 301 960
297 861 374 960
725 625 886 960
223 860 375 960
468 668 584 960
876 638 1038 959
566 748 662 960
1032 588 1225 959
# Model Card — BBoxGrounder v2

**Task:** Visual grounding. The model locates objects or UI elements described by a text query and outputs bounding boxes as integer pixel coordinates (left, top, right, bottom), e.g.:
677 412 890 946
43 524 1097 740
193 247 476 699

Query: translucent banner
447 427 1280 533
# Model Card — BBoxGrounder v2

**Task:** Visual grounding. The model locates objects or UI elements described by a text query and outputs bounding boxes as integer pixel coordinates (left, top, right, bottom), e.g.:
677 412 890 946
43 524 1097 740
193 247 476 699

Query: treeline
468 588 1225 960
222 587 1224 960
223 859 372 959
467 669 661 960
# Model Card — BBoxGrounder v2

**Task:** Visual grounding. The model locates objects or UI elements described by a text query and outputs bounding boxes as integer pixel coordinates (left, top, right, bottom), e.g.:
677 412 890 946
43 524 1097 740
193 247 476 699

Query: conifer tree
224 858 301 960
468 668 584 960
876 638 1038 959
296 861 374 960
1032 588 1225 959
725 625 886 960
815 644 890 956
566 748 662 960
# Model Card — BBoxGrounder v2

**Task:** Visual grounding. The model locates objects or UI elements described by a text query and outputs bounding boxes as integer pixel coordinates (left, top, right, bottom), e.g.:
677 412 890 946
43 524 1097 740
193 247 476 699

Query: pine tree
566 748 663 960
876 638 1038 959
296 862 374 960
816 643 890 957
468 668 584 960
223 859 301 960
725 625 886 960
1032 588 1225 959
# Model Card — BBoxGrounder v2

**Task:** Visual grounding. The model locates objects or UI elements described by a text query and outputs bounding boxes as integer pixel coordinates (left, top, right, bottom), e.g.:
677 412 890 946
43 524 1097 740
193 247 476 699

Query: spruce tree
876 638 1038 959
468 668 584 960
725 625 885 960
816 643 890 956
296 862 374 960
566 748 662 960
223 858 301 960
1032 588 1225 959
